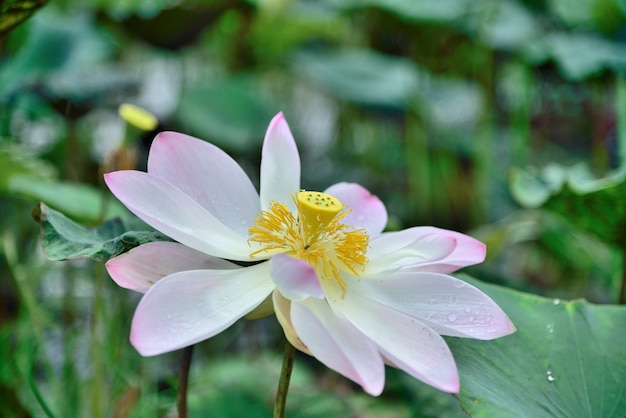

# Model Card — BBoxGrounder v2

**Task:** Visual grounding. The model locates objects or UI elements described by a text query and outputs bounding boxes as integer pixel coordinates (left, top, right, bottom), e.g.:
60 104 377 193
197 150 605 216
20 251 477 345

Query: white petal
354 271 516 340
104 171 258 260
130 263 274 356
291 299 385 395
324 182 388 238
270 254 324 301
106 242 238 293
259 112 301 211
273 291 309 353
366 229 458 275
335 290 460 393
147 131 261 236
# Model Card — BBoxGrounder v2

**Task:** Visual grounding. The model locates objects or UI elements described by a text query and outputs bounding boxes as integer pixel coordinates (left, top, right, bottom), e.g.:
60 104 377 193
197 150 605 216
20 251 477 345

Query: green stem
273 341 296 418
177 345 194 418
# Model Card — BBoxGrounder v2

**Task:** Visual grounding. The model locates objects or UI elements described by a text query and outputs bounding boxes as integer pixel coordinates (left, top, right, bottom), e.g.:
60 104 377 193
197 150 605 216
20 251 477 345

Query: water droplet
469 316 475 322
464 306 472 313
546 370 555 382
454 280 466 289
447 314 458 322
553 298 561 305
546 323 554 334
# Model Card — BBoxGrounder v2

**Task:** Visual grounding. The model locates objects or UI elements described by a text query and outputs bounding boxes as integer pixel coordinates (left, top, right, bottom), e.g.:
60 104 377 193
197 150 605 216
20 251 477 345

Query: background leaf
11 176 128 224
173 75 273 153
450 276 626 417
509 163 626 245
34 203 171 261
0 0 48 37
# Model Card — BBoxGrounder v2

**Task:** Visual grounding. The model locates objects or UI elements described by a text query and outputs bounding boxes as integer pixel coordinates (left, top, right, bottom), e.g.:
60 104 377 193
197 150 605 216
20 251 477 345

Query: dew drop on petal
454 280 466 289
464 306 472 313
447 314 458 322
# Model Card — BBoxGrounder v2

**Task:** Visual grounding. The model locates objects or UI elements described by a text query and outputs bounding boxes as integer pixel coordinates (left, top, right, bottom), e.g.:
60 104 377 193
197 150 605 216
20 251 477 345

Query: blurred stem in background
405 105 430 225
509 61 533 167
474 49 495 225
617 76 626 172
616 75 626 304
3 228 56 416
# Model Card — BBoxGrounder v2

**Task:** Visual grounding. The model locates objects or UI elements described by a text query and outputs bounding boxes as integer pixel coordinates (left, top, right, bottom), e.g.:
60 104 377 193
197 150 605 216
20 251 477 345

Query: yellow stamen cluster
249 191 369 292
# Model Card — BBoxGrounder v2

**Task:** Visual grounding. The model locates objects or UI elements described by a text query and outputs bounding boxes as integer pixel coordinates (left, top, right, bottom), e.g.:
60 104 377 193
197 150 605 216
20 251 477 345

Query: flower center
248 191 369 292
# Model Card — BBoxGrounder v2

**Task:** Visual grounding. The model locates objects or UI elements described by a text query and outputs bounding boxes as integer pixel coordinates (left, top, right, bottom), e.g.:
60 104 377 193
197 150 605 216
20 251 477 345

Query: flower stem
177 345 194 418
273 341 296 418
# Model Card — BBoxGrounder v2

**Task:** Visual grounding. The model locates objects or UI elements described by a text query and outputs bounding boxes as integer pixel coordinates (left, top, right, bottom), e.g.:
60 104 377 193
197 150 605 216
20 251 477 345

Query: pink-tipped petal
104 171 255 261
324 182 388 238
105 242 238 293
366 230 458 275
291 299 385 396
354 271 516 340
367 227 485 275
403 227 486 273
130 263 274 356
147 132 260 236
336 291 460 393
259 112 301 211
270 254 325 301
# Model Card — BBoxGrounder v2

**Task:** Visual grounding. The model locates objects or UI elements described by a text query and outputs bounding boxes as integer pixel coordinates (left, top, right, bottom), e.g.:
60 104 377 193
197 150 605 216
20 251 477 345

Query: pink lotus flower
104 112 515 395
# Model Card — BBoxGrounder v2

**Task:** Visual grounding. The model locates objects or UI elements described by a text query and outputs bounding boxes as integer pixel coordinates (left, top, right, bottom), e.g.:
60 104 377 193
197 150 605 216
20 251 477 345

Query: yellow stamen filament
249 191 369 292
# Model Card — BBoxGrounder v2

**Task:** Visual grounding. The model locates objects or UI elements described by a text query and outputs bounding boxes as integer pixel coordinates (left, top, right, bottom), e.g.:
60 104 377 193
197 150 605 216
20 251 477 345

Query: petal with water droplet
354 272 516 340
130 263 274 356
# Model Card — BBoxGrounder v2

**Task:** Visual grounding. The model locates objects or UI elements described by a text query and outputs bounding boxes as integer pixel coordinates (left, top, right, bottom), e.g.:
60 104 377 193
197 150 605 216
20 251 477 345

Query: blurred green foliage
2 0 626 416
